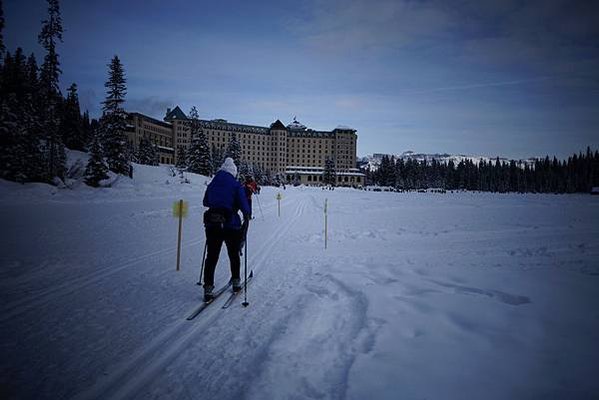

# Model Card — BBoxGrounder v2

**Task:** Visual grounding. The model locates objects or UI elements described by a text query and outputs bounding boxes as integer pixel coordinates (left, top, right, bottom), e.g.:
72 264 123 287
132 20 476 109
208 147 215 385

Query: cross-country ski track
76 195 317 400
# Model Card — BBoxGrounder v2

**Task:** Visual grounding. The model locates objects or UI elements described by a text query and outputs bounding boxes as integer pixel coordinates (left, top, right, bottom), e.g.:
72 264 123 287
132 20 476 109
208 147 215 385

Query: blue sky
4 0 599 159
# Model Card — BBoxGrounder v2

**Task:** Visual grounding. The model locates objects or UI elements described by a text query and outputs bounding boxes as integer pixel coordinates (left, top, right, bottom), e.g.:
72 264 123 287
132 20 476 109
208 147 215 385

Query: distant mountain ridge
359 151 538 171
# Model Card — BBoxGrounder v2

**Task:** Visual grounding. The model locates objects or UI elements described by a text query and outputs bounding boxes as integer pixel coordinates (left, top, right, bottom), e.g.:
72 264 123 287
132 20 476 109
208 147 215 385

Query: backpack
203 208 232 227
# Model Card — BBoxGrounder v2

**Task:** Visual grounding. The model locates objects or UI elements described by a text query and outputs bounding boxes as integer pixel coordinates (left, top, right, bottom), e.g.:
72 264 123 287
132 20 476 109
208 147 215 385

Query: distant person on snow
243 175 260 218
202 157 251 302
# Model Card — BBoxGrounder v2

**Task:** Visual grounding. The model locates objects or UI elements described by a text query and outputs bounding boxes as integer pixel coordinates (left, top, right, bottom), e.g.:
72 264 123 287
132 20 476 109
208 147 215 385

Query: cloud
335 97 362 109
286 0 456 56
126 96 174 119
456 0 599 76
285 0 599 81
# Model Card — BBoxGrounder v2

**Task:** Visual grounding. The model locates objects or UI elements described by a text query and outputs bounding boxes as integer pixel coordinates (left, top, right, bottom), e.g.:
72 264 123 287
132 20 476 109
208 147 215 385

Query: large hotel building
125 106 364 186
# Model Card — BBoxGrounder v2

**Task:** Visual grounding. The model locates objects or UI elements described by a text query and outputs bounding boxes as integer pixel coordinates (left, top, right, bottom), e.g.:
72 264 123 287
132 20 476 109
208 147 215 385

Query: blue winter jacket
203 170 251 229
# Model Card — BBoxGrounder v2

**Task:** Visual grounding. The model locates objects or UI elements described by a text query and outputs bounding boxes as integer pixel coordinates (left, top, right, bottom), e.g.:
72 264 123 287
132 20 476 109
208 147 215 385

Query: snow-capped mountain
359 151 538 171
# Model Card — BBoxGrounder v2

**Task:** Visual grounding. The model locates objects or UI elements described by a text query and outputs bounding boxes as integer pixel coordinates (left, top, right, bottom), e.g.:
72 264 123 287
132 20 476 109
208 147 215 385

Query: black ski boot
232 279 242 293
204 285 214 302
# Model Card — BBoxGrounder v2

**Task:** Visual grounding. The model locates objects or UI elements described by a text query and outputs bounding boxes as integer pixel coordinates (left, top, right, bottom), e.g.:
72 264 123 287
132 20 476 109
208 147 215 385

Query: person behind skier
202 157 251 302
243 175 260 218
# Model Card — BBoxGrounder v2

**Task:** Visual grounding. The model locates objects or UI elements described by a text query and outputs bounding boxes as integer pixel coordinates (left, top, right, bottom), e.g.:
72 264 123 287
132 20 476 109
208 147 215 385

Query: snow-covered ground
1 162 599 399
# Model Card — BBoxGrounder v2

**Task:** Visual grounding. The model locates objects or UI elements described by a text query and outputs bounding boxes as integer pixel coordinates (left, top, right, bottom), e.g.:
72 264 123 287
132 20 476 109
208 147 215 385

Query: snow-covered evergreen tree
238 161 251 181
137 137 158 166
211 144 225 174
252 163 266 184
100 55 129 175
175 145 188 169
38 0 66 182
126 141 137 164
225 132 241 166
292 171 301 186
323 157 336 186
187 106 212 176
84 130 108 187
262 168 273 186
188 131 211 176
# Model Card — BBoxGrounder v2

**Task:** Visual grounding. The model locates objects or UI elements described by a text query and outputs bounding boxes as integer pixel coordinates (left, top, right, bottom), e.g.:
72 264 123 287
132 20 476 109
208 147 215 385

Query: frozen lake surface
1 163 598 399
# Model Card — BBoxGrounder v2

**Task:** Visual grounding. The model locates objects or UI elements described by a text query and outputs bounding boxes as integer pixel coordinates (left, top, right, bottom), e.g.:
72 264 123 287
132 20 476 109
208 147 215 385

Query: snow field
1 161 599 399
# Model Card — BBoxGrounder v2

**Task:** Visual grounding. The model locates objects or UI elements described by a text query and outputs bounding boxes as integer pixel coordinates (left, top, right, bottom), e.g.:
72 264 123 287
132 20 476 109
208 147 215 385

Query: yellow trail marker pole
173 199 188 271
176 199 183 271
276 193 282 217
324 198 328 249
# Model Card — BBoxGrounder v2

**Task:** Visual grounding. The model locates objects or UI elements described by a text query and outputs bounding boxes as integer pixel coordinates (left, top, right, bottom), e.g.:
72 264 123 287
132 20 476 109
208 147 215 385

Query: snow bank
0 150 211 204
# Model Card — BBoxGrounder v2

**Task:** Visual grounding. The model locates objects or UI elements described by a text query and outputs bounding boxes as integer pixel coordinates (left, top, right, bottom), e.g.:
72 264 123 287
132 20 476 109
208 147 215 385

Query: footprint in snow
245 275 377 400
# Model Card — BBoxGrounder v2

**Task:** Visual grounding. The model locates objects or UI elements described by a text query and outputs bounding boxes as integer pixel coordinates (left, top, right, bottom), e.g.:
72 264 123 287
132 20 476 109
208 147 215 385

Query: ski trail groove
74 196 308 400
0 236 205 323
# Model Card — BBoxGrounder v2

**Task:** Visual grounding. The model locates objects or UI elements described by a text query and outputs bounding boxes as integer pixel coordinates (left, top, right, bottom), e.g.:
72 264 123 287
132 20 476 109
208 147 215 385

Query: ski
222 270 254 309
186 281 232 320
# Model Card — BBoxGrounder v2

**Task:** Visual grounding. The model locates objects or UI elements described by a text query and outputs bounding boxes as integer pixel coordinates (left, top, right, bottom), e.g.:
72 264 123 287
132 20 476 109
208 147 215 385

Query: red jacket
244 181 258 200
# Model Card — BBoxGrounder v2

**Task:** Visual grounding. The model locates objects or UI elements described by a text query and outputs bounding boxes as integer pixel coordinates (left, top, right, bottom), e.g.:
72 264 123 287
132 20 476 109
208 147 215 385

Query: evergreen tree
136 137 158 166
187 106 212 176
0 53 20 180
38 0 62 96
0 0 5 60
0 94 20 180
60 83 84 150
38 0 66 182
225 132 241 166
238 161 248 180
211 144 225 174
323 157 336 185
377 155 397 187
100 55 129 175
175 145 188 169
25 52 41 114
84 130 108 187
252 163 266 184
81 110 92 149
188 130 211 175
126 140 137 164
376 156 387 186
404 158 417 189
292 171 301 186
2 49 27 98
395 158 406 188
0 49 45 182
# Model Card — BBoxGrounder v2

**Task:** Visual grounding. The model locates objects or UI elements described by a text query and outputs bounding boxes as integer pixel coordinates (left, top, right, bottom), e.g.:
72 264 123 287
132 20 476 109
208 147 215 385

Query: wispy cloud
404 77 552 95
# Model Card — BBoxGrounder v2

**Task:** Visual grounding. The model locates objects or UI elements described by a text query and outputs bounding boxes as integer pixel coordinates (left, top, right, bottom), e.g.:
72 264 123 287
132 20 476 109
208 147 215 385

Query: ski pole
256 193 264 220
242 221 250 307
197 241 207 286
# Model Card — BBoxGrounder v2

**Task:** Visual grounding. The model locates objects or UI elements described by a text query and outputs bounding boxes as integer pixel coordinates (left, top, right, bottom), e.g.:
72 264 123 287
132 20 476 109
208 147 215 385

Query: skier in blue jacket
202 157 251 302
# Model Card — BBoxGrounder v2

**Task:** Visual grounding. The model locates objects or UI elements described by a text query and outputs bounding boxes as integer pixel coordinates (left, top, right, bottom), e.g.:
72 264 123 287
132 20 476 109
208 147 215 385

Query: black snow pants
203 226 242 288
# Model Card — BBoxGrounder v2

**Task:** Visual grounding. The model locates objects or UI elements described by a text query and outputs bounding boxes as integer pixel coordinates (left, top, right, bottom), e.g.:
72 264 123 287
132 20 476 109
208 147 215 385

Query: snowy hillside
360 151 538 172
1 163 599 399
0 151 211 204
